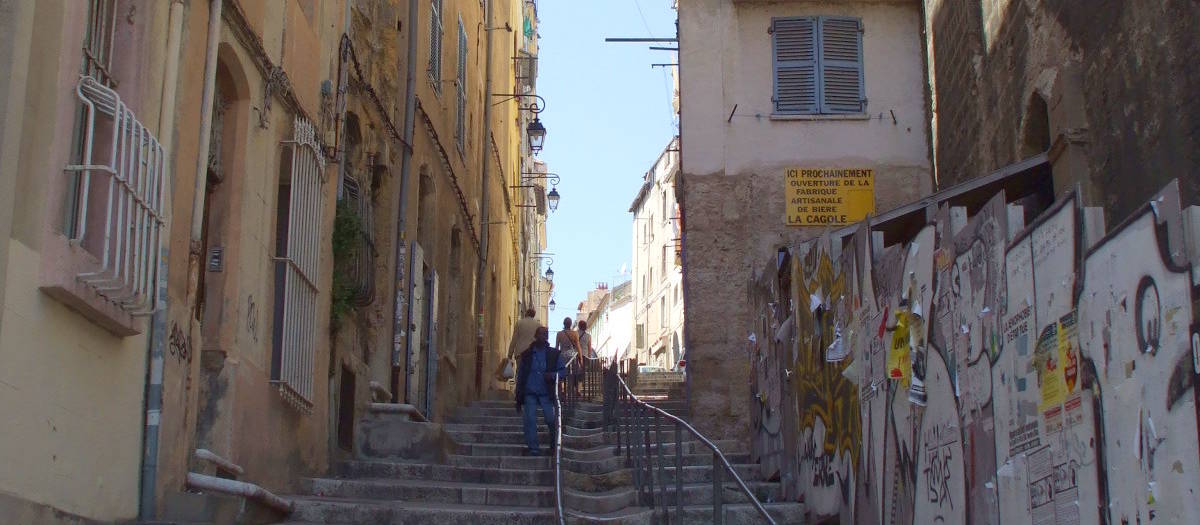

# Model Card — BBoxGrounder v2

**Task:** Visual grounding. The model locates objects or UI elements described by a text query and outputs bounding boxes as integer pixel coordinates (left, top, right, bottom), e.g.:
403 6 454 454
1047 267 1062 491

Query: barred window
340 176 376 306
271 116 326 412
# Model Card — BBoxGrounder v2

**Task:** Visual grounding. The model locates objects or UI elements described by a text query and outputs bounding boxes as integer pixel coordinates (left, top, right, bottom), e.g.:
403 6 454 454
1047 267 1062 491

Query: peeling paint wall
748 180 1200 523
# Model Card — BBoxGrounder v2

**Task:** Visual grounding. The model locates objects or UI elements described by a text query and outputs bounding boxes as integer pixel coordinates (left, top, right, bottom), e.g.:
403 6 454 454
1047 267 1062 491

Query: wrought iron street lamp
513 172 562 213
491 93 547 154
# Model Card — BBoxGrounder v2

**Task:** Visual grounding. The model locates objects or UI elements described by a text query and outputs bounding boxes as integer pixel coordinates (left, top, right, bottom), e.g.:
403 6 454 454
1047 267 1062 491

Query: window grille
272 116 326 412
429 0 443 90
341 176 376 306
64 76 166 315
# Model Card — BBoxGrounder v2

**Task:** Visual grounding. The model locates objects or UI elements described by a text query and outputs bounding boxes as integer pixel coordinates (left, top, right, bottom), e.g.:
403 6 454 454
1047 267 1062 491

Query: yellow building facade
0 0 546 522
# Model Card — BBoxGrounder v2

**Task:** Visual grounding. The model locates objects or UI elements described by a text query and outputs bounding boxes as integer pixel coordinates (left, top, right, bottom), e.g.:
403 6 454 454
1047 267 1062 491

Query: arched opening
1021 93 1051 157
196 50 249 330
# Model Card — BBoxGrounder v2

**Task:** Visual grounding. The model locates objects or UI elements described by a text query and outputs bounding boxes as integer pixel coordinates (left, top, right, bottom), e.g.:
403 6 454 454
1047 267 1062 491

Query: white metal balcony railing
65 75 166 316
273 116 325 412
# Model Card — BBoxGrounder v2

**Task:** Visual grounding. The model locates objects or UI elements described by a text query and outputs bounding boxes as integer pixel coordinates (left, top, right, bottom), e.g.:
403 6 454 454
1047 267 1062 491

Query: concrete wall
745 180 1200 524
923 0 1200 222
679 0 932 440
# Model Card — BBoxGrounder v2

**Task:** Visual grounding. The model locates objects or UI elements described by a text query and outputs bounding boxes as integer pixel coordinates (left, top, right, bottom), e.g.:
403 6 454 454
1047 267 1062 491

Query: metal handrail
552 352 577 525
553 350 605 524
610 363 777 524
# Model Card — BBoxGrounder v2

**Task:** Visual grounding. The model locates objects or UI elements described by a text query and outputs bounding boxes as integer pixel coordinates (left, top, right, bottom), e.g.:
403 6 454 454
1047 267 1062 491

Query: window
340 176 376 306
82 0 117 87
428 0 443 91
455 17 467 153
636 323 645 349
659 297 666 327
661 245 667 278
59 0 166 317
771 16 864 115
271 116 325 412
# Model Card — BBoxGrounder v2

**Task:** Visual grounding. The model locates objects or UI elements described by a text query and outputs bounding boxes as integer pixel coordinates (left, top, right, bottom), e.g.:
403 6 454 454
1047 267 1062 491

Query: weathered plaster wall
155 0 345 509
0 1 177 520
924 0 1200 221
679 0 933 440
746 180 1200 524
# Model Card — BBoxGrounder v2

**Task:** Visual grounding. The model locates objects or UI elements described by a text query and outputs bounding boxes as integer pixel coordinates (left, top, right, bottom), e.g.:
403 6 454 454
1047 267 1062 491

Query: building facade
630 138 685 371
0 0 547 522
678 0 933 440
584 280 634 365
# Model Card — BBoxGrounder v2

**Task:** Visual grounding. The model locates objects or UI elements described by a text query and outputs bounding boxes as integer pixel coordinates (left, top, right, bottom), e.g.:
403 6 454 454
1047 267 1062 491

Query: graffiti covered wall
750 181 1200 524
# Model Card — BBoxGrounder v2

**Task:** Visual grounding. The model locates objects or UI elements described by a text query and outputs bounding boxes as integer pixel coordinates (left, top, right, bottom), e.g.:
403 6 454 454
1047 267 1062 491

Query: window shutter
772 17 817 114
429 0 442 87
456 18 467 151
817 16 864 114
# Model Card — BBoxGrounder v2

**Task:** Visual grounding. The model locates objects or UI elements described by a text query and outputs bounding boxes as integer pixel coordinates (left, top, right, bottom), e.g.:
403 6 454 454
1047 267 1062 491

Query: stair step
565 463 766 491
449 414 605 428
459 439 743 460
336 460 554 485
565 502 805 525
562 481 781 514
303 477 555 507
289 498 556 524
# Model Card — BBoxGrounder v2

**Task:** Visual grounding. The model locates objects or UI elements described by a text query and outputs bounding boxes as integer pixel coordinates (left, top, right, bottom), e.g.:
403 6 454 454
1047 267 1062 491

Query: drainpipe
188 0 223 265
139 0 186 519
390 0 420 401
473 0 496 399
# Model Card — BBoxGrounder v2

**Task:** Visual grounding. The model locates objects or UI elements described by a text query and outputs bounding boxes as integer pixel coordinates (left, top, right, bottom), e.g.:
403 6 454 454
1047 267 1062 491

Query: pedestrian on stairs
515 326 566 456
575 320 592 395
499 308 539 381
556 317 581 393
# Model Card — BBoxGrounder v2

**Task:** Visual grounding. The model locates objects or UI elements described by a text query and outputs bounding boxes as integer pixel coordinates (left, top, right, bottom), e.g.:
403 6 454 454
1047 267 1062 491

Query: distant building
630 138 686 370
585 280 634 365
678 0 933 438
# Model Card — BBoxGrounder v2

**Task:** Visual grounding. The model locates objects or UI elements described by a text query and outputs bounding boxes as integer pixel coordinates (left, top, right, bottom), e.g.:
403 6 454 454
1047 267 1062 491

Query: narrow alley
0 1 1197 525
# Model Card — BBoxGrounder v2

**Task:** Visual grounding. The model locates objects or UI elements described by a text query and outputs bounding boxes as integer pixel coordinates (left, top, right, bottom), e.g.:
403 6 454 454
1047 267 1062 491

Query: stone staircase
629 371 686 400
276 387 804 524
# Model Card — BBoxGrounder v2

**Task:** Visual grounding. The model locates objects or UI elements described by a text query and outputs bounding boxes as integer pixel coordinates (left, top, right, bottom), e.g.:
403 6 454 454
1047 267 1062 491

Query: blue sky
535 0 677 324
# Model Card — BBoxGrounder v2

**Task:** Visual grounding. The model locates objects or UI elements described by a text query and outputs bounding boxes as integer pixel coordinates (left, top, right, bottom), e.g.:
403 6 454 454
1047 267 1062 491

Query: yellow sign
785 168 875 226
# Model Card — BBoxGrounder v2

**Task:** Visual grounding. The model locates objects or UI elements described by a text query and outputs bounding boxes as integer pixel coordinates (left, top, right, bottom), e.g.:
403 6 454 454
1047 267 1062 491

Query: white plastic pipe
189 0 223 248
186 472 294 515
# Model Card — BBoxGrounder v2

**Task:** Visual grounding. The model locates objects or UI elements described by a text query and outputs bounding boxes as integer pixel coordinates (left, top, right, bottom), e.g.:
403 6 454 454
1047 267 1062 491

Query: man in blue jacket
515 326 566 456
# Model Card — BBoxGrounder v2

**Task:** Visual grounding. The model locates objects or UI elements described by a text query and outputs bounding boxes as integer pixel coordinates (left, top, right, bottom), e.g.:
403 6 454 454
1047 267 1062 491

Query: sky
535 0 677 325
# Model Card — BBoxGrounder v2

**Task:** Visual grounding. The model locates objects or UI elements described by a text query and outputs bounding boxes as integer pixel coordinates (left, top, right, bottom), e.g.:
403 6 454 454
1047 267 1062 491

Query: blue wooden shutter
772 17 817 114
817 16 864 114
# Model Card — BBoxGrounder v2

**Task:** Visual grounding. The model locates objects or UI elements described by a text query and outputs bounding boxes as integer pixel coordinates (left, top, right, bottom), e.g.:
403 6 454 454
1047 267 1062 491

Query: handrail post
655 411 666 518
712 450 723 524
632 404 643 499
675 422 683 518
648 405 657 505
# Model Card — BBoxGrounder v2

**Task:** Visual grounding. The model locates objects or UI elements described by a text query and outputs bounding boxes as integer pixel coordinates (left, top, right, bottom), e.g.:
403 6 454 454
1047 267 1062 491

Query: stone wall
746 179 1200 524
925 0 1200 222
